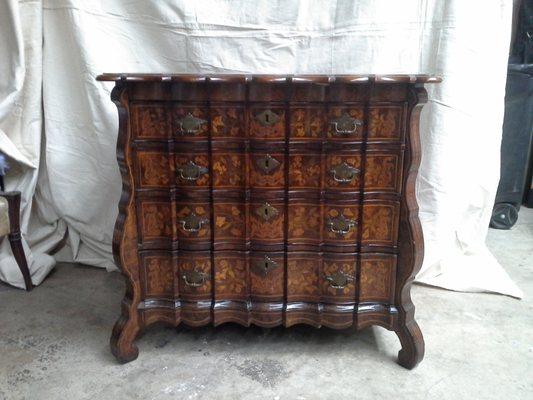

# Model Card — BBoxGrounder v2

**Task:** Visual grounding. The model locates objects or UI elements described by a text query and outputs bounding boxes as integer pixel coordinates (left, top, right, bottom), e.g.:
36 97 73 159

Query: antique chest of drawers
97 73 440 369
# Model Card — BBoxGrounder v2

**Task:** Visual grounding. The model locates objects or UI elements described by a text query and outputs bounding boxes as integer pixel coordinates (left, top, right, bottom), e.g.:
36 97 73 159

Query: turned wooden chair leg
8 232 33 291
2 191 33 291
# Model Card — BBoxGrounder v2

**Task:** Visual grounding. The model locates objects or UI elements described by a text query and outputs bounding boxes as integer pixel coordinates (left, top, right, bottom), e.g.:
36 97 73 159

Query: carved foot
110 317 141 363
395 320 424 369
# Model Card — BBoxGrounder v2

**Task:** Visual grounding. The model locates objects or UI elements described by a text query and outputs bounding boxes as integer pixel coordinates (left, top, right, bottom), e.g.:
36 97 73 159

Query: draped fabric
0 0 522 297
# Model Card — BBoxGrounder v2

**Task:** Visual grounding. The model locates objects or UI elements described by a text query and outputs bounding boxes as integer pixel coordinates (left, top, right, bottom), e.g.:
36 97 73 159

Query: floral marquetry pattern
287 257 320 301
359 256 396 303
214 203 246 243
214 256 247 300
133 105 170 138
288 204 320 242
250 153 285 188
249 108 286 138
140 202 173 240
364 154 401 192
250 203 285 242
368 107 402 141
137 152 171 188
362 203 399 246
290 108 326 138
143 256 174 297
250 254 284 299
289 154 321 188
211 107 245 137
212 153 245 188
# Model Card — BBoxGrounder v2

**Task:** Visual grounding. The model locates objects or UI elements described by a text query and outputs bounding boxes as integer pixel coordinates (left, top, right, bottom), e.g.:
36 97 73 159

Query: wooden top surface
96 73 441 83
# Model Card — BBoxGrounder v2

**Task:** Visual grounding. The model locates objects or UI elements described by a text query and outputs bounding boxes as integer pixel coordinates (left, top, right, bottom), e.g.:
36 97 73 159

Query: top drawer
131 102 407 143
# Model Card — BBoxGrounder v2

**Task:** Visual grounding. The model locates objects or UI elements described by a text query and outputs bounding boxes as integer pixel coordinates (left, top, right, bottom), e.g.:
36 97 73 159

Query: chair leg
8 232 33 291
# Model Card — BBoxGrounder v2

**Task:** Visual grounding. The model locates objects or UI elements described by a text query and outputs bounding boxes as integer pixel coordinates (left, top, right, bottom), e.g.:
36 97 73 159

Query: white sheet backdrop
0 0 523 298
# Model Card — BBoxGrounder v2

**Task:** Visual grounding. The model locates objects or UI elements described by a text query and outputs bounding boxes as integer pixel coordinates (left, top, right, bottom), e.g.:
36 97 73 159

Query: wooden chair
0 189 33 291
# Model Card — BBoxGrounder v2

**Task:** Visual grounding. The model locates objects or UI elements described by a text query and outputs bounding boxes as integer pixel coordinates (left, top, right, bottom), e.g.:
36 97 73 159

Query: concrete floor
1 210 532 400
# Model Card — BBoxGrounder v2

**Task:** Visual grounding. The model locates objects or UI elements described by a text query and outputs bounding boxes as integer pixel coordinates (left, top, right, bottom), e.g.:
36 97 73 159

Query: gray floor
1 210 532 400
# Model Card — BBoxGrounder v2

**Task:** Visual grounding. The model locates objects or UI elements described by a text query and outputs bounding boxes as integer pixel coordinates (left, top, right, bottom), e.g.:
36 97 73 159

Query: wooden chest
97 73 440 369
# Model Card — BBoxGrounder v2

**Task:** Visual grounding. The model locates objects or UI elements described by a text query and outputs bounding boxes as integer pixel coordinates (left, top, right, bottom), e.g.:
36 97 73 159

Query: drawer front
132 103 171 139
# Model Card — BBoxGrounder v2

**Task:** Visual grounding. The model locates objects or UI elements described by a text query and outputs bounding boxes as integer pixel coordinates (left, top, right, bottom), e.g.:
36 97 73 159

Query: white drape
0 0 522 298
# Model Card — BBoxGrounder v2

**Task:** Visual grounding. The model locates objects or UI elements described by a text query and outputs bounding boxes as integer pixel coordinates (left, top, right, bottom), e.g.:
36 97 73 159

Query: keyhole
265 113 270 123
265 158 270 168
264 208 269 217
264 261 269 270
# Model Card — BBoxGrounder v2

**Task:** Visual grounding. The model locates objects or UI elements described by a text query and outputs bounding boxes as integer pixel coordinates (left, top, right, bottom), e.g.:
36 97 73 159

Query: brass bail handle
177 160 208 181
325 271 355 289
178 212 209 233
330 162 360 183
182 270 209 287
330 113 363 135
178 113 207 135
327 214 357 235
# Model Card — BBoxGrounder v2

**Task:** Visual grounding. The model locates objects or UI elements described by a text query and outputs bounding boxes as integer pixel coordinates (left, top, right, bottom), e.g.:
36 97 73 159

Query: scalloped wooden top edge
96 73 442 84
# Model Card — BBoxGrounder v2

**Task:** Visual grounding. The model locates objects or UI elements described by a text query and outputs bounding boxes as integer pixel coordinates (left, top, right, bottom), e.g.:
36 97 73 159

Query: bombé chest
97 73 440 369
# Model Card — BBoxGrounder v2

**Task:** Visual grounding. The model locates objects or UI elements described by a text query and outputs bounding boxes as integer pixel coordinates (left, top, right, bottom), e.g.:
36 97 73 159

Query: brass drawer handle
178 212 209 233
177 113 207 135
330 162 360 183
327 214 357 235
255 109 280 126
255 203 279 221
182 270 209 287
176 161 208 181
256 154 280 174
252 255 279 276
325 271 355 289
330 113 363 135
